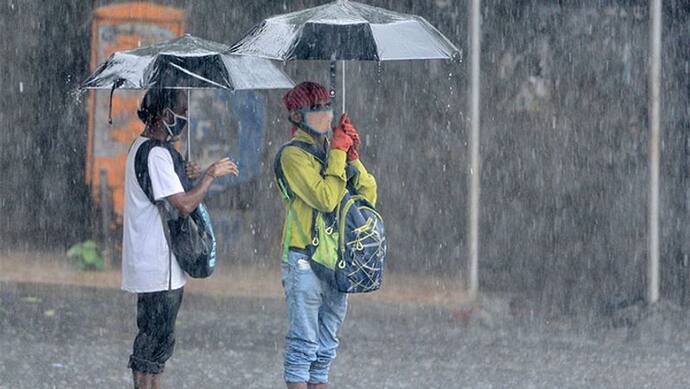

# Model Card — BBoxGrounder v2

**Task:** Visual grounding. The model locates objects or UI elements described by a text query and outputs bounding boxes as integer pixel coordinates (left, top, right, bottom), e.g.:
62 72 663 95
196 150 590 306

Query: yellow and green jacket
278 129 377 255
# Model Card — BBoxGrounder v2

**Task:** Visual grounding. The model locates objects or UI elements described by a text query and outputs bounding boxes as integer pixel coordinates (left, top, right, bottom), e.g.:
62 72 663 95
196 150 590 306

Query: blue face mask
162 108 188 141
295 106 333 136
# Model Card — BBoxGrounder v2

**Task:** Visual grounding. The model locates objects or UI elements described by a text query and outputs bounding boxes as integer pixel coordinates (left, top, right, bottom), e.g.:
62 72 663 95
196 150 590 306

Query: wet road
1 282 690 388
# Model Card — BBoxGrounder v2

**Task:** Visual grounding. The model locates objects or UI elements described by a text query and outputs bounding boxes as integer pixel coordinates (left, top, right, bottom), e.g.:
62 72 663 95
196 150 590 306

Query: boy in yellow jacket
277 82 377 389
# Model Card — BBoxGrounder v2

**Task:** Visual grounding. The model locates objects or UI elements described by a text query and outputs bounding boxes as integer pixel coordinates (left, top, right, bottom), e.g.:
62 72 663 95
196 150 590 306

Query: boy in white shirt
122 88 238 389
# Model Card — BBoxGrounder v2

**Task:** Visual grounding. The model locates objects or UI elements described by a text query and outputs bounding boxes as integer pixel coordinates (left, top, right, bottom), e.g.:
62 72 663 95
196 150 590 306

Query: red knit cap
283 81 331 111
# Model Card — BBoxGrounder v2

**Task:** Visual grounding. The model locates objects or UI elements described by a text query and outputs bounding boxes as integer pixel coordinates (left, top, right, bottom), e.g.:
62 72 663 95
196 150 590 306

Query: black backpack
134 139 217 279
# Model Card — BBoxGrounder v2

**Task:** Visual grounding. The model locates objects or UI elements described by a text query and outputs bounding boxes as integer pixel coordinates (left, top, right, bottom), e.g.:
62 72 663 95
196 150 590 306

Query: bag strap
134 138 192 205
155 202 174 246
274 140 327 201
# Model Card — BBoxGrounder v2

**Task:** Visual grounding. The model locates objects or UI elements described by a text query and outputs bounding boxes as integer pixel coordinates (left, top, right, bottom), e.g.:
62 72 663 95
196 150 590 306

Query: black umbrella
81 34 294 158
229 0 461 111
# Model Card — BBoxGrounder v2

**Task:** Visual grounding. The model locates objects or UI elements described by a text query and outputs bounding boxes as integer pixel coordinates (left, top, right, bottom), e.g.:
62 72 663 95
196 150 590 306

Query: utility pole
647 0 662 304
467 0 481 300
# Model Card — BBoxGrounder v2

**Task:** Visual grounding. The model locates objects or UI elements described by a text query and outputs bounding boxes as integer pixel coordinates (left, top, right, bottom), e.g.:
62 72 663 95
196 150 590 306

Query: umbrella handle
108 78 125 125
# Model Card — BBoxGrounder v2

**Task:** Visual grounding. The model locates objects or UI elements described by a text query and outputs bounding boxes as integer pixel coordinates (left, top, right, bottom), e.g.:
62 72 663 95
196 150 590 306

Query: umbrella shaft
186 89 191 161
330 60 337 111
329 60 347 115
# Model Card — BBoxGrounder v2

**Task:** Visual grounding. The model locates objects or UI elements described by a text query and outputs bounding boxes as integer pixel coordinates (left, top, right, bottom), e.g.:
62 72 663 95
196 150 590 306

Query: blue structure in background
189 89 265 192
187 89 266 250
223 90 265 187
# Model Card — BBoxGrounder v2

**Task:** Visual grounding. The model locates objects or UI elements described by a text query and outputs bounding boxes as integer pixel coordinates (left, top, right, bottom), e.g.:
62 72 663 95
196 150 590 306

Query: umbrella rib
167 61 230 89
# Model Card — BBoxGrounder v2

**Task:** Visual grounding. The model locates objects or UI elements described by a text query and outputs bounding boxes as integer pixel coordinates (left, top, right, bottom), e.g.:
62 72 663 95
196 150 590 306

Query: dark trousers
128 287 184 374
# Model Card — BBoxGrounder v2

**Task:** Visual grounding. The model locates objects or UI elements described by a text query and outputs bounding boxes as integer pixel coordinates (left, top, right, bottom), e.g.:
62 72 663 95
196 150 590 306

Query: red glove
347 145 360 162
331 126 353 152
339 113 360 161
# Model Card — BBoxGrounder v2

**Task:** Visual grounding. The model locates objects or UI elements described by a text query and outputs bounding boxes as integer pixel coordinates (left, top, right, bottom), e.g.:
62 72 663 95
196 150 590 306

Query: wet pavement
2 281 690 388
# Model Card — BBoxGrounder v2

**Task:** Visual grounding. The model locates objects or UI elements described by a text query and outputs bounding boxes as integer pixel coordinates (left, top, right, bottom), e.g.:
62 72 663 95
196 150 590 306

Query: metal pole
467 0 481 300
647 0 662 304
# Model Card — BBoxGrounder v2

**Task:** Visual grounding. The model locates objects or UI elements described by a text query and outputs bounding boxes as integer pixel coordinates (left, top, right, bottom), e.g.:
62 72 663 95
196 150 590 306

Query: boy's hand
339 113 360 161
347 146 359 162
185 161 201 180
205 158 239 179
331 126 353 152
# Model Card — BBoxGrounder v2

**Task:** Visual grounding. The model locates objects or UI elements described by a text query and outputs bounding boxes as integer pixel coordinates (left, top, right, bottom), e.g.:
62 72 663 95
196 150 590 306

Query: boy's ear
289 110 302 123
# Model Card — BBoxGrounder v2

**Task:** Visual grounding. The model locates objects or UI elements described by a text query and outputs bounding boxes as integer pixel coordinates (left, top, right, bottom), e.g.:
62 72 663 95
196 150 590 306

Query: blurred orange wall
87 3 185 222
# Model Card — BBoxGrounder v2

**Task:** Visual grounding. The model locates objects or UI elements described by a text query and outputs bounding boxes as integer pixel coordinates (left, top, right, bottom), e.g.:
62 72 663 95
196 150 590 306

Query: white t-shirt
122 136 187 293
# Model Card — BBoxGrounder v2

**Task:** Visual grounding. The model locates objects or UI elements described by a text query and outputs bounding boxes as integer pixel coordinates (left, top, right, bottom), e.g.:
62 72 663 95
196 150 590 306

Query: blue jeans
282 250 348 384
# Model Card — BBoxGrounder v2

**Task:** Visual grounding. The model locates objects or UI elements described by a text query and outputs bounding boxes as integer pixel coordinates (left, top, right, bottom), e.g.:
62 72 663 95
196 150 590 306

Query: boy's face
301 99 333 134
161 90 189 140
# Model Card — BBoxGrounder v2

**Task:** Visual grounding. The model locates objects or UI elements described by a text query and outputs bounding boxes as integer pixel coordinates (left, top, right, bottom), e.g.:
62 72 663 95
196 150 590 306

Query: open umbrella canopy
229 0 461 62
81 34 294 90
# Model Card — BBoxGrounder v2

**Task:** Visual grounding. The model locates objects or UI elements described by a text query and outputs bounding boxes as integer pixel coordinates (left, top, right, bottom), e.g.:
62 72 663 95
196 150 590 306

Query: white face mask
162 108 188 140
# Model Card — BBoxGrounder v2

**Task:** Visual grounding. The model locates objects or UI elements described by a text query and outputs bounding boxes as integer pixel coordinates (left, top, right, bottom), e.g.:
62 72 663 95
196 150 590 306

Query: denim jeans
282 250 348 384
